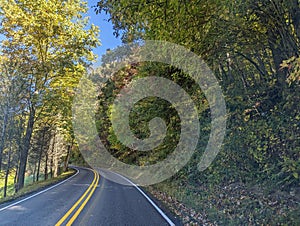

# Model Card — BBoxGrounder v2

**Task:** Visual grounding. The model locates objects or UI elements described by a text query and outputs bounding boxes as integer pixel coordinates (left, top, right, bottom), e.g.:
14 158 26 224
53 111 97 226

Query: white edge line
102 170 175 226
0 167 80 212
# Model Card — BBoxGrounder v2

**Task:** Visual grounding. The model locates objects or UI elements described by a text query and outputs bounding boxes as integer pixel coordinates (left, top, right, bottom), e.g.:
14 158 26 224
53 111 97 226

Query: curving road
0 167 178 226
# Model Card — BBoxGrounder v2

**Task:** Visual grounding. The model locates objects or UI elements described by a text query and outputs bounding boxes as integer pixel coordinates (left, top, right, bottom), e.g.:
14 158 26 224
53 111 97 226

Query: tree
93 1 299 223
0 0 100 191
95 0 300 187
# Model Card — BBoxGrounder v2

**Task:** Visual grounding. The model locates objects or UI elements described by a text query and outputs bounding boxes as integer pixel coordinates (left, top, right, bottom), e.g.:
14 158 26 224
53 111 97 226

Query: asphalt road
0 167 177 226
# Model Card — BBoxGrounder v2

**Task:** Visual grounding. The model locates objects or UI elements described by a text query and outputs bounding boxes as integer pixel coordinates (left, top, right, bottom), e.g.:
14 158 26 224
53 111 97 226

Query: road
0 167 178 225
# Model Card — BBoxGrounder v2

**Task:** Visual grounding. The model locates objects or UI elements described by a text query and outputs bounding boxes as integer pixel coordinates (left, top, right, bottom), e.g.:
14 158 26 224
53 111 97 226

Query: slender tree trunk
63 139 73 172
53 132 61 178
54 142 60 177
44 152 48 180
53 136 58 177
54 156 60 177
36 153 42 181
14 163 18 185
14 117 23 187
16 108 35 192
4 151 11 198
0 105 9 172
36 150 43 182
50 156 53 178
63 146 70 172
32 161 37 182
4 126 13 198
36 128 45 182
50 133 55 178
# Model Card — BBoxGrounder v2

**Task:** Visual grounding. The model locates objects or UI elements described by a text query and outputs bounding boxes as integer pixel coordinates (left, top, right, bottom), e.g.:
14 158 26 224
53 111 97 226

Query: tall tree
0 55 26 172
0 0 100 190
95 0 300 186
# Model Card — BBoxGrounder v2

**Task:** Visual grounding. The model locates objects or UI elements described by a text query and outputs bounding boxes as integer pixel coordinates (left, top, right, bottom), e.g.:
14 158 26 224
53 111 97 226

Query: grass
0 169 76 205
0 170 16 199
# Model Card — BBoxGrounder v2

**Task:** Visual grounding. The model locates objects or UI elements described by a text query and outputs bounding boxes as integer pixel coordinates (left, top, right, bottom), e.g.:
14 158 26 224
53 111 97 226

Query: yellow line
66 172 99 225
55 169 98 226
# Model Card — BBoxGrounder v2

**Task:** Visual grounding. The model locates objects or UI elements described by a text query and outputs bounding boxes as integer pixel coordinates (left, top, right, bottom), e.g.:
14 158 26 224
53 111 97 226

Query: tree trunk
14 163 18 185
63 139 73 172
63 146 70 172
36 129 45 182
16 108 35 192
36 150 42 182
50 156 53 179
14 117 23 187
54 154 60 178
44 152 48 180
0 104 9 172
53 132 61 178
4 127 13 198
53 144 60 178
4 151 11 198
32 161 37 183
50 133 55 178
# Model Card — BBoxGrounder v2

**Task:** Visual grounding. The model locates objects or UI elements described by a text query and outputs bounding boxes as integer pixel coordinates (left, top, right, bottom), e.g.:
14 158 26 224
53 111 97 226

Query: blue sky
87 0 122 67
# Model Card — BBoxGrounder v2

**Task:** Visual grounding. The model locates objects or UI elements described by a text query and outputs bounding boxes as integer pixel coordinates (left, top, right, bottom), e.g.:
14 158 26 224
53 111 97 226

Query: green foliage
281 56 300 85
95 0 300 223
0 0 100 190
96 0 299 186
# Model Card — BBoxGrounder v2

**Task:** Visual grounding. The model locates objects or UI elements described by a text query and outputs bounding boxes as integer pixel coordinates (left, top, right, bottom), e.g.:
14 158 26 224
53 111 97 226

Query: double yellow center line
56 169 99 226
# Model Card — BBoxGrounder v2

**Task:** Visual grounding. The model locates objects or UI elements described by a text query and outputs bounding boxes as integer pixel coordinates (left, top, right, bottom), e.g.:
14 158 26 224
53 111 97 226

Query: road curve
72 168 176 225
0 167 178 226
0 167 94 225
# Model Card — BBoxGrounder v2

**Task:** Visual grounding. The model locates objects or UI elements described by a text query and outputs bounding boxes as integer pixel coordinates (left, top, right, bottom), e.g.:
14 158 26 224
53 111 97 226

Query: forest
94 0 300 224
0 0 99 197
0 0 299 224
